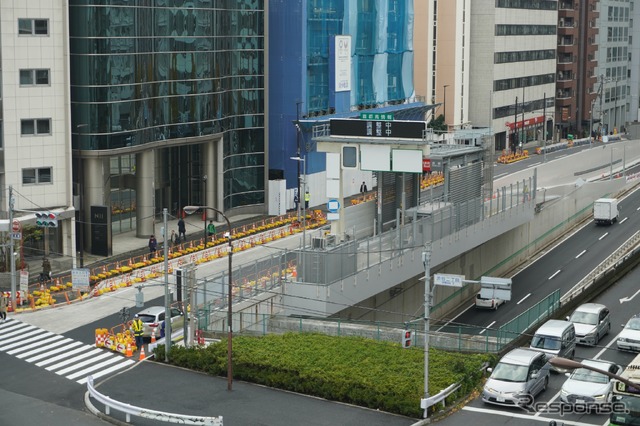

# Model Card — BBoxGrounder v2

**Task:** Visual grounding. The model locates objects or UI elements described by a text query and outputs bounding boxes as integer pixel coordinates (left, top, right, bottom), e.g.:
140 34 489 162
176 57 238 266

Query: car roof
535 319 574 335
138 306 165 316
581 359 615 370
573 303 606 314
500 348 543 366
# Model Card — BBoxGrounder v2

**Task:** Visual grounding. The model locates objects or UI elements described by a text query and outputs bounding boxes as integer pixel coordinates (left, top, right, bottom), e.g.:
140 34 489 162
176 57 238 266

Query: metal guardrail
561 230 640 305
86 375 223 425
421 383 461 410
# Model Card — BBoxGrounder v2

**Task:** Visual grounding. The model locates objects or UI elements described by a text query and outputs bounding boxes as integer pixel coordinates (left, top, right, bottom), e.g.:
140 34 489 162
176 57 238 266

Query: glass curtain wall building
269 0 418 208
69 0 265 252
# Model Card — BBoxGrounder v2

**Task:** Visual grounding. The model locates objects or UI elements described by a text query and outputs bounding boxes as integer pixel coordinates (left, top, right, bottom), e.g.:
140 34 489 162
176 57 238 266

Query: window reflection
70 1 265 208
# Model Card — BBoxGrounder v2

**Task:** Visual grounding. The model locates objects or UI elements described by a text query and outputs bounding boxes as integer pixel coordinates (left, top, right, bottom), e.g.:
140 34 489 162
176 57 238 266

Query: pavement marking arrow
620 288 640 304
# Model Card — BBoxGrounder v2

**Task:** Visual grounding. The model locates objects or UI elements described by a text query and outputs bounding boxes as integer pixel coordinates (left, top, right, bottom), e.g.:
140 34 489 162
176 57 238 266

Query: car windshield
491 362 529 382
625 318 640 331
617 395 640 413
569 367 609 384
570 311 598 325
531 335 561 350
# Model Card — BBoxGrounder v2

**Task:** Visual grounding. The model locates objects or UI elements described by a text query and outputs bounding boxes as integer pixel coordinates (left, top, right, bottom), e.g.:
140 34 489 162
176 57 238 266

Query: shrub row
153 332 495 418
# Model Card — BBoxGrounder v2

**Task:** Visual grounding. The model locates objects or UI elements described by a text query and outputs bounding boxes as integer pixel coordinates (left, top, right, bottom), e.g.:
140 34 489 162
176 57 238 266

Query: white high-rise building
0 1 75 267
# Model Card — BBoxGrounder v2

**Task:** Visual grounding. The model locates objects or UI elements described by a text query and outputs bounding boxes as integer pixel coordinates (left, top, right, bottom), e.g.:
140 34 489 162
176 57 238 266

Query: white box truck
593 198 619 225
475 276 512 310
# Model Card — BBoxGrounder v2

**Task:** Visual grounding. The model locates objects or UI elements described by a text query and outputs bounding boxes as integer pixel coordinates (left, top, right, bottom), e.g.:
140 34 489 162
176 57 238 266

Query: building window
20 69 50 86
18 18 49 35
22 168 52 185
21 118 51 136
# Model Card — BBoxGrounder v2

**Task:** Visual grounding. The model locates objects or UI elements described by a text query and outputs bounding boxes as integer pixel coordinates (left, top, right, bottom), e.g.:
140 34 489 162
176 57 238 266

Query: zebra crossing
0 318 135 384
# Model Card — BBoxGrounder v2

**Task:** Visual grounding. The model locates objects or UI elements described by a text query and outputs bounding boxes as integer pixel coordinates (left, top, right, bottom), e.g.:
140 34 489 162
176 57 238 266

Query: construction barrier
97 323 137 354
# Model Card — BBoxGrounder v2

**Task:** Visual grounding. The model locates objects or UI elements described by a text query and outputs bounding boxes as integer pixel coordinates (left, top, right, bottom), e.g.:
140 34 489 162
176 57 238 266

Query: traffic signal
35 212 58 228
402 329 414 348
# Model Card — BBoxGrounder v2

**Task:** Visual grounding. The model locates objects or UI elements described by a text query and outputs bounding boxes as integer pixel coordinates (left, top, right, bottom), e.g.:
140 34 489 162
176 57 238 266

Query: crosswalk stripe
0 328 47 349
77 359 136 384
23 339 81 362
55 351 113 375
67 356 127 380
36 345 88 367
8 334 64 355
1 330 54 351
45 348 104 371
3 319 137 384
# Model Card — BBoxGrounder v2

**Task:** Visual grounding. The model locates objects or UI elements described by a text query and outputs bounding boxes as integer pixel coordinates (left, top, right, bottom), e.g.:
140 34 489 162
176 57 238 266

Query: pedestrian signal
402 330 414 348
35 212 58 228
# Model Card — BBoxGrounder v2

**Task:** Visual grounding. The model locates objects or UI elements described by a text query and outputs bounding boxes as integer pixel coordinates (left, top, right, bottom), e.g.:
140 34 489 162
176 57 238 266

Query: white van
529 320 576 369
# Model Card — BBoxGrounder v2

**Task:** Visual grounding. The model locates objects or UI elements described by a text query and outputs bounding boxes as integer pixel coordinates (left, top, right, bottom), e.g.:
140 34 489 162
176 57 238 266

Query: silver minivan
482 348 550 406
529 319 576 367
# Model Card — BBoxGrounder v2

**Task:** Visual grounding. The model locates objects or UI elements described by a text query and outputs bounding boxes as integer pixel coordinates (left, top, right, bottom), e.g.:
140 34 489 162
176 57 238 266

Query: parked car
617 314 640 352
482 348 550 406
560 359 622 407
136 306 185 338
567 303 610 346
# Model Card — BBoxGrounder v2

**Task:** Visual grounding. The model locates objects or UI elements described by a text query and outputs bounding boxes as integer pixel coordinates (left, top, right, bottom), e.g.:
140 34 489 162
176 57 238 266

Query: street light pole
9 186 16 310
421 243 432 419
184 205 233 391
443 85 449 125
163 208 171 361
290 156 306 282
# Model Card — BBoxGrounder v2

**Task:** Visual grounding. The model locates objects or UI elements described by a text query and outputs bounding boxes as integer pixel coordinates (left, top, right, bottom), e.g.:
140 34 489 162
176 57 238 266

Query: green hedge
153 333 494 418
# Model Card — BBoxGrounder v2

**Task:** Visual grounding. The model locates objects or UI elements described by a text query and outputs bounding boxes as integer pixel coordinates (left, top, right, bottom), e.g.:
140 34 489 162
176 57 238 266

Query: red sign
422 158 431 172
505 115 545 131
11 219 20 233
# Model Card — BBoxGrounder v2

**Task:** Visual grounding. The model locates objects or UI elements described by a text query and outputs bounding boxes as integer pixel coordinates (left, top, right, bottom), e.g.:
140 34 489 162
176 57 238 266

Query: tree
428 114 447 132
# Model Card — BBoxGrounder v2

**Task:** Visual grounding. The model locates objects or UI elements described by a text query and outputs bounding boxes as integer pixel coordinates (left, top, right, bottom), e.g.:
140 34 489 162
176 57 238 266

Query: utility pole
599 74 604 138
163 208 171 361
421 243 432 419
295 101 302 222
9 186 16 310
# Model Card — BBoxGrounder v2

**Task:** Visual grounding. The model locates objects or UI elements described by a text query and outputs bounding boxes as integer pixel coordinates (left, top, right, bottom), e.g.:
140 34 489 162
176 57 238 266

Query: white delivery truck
593 198 619 225
475 276 512 310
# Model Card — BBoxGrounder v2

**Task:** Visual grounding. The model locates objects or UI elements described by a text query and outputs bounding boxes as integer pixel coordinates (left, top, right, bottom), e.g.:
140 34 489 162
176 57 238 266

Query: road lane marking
479 321 496 335
528 162 541 168
576 249 587 259
461 406 600 425
620 217 628 224
599 232 609 240
517 293 531 305
435 304 475 332
549 270 561 280
620 288 640 304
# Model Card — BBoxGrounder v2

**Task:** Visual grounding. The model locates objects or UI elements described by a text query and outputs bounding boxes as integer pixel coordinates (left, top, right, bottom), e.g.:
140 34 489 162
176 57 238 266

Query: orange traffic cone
139 346 146 361
125 343 132 358
151 328 157 344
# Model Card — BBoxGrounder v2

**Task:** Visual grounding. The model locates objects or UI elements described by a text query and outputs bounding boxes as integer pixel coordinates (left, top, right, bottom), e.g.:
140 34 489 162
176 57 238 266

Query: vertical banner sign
91 205 110 256
335 35 351 92
19 270 29 295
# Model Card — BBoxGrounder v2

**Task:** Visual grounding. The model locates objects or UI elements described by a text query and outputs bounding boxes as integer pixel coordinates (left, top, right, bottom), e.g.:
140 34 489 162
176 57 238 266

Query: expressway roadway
435 182 640 336
438 260 640 426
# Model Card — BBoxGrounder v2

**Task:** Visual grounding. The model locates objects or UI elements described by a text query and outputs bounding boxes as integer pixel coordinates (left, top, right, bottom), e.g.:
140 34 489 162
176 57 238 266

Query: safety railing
86 375 223 425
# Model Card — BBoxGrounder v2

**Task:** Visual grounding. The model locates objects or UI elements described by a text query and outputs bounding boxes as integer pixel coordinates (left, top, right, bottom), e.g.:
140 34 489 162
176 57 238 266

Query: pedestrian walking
41 257 51 283
207 220 216 237
178 217 186 241
148 235 157 255
304 190 310 209
0 293 8 323
131 314 144 350
360 181 368 195
170 230 177 246
293 190 299 212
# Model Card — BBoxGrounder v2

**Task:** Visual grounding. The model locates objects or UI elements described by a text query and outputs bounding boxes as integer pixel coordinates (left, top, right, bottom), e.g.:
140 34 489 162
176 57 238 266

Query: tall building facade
414 0 471 131
269 0 423 209
0 1 75 264
595 0 629 135
69 0 266 253
556 0 599 138
469 0 557 152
